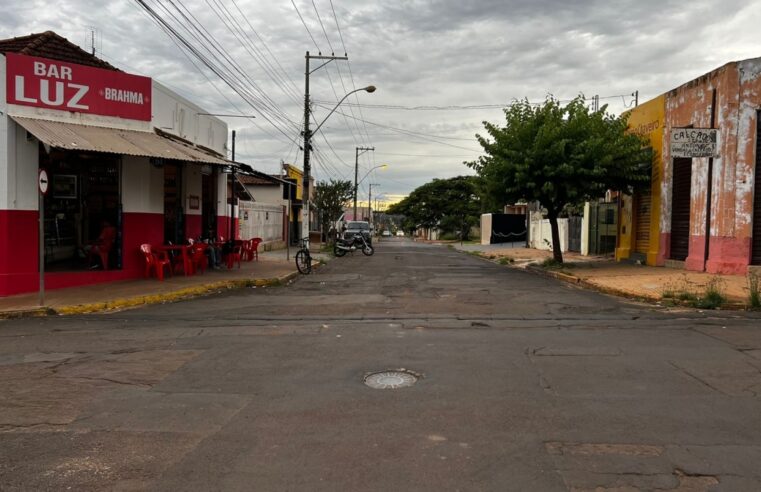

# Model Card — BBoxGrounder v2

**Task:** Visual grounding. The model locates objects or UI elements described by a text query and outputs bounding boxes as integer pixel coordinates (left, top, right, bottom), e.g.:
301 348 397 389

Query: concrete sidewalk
451 242 758 309
0 247 321 318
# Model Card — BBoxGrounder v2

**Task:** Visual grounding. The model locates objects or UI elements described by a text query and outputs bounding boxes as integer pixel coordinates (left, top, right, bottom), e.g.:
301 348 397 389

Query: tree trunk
547 213 564 264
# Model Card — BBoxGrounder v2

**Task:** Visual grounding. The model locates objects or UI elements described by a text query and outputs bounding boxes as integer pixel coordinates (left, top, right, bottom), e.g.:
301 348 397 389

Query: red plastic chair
140 244 172 281
226 243 242 269
87 226 117 270
190 243 208 274
246 238 262 261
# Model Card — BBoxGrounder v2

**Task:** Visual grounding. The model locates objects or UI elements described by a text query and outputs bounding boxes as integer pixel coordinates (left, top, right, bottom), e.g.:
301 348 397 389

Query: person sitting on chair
84 220 117 269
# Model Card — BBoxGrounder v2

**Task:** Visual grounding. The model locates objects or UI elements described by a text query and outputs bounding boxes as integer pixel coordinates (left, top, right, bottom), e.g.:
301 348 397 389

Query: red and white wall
0 52 233 296
658 58 761 274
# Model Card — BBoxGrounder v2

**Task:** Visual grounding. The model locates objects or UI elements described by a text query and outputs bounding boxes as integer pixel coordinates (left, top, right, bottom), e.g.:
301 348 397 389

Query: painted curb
0 307 55 320
1 270 302 319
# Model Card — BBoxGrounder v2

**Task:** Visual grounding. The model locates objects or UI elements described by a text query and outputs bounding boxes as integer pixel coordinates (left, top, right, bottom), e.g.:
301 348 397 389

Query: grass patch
661 274 726 309
539 258 564 269
692 276 726 309
498 256 514 265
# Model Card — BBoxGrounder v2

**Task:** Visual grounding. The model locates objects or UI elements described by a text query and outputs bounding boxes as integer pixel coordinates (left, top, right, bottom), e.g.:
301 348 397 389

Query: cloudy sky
2 0 760 205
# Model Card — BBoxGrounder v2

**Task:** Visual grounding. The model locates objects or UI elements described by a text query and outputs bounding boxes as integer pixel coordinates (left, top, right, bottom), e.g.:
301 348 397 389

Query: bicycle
295 238 312 274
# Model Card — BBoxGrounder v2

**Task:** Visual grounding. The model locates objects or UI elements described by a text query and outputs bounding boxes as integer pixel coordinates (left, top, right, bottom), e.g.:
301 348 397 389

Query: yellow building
616 95 665 266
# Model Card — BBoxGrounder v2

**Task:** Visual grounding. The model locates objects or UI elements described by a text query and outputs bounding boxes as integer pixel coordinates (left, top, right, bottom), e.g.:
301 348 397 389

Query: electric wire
291 0 320 50
161 0 299 132
135 0 301 145
135 2 295 149
207 0 303 106
314 104 481 150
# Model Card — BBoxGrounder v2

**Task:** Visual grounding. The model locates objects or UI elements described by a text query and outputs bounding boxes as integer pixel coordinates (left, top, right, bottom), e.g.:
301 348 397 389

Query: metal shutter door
635 188 652 255
752 112 761 265
670 158 692 261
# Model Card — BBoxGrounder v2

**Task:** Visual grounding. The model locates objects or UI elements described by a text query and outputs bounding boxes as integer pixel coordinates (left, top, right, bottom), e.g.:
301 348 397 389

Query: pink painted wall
659 58 761 274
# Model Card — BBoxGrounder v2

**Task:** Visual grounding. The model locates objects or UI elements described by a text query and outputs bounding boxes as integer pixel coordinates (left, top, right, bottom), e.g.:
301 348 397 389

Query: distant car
381 230 392 237
343 221 372 245
396 231 405 237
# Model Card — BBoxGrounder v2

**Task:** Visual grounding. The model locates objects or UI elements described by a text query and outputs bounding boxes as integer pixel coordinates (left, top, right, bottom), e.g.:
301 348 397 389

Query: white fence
238 201 284 243
529 216 568 252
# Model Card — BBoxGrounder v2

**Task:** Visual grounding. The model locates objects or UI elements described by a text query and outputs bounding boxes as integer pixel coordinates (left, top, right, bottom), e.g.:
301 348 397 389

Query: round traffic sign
39 169 49 195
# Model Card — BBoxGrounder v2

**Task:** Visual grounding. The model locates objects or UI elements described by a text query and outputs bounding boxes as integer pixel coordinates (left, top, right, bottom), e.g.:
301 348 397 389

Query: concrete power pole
354 146 374 219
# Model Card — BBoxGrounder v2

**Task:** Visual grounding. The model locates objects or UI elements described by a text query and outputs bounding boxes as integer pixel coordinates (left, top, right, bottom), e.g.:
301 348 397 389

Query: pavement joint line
0 270 303 319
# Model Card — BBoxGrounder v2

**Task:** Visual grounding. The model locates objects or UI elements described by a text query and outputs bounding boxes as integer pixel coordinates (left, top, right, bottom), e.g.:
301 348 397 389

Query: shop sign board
6 53 152 121
670 128 719 158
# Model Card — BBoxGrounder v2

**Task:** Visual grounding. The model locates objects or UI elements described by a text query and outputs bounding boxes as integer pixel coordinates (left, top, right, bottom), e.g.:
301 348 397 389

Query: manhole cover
364 370 418 389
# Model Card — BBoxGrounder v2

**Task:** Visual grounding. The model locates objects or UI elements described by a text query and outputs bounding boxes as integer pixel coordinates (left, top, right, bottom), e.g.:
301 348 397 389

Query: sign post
38 169 49 306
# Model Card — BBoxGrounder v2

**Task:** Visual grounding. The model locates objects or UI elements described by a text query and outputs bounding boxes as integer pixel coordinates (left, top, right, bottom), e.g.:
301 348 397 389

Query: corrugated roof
239 175 278 185
0 31 117 70
12 117 234 166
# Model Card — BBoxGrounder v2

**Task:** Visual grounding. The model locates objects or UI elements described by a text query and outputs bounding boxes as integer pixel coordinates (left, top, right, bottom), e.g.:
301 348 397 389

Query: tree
467 96 652 263
314 179 354 241
387 176 482 240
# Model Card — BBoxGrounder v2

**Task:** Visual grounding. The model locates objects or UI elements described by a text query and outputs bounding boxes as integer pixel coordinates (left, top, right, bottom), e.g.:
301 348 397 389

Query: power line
208 0 303 106
291 0 320 50
328 0 347 53
312 93 637 111
311 0 334 54
313 103 480 147
135 0 301 145
376 151 479 158
229 0 303 100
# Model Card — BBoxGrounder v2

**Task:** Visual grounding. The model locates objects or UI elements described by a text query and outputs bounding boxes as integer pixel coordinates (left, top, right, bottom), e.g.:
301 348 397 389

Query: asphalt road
1 238 760 491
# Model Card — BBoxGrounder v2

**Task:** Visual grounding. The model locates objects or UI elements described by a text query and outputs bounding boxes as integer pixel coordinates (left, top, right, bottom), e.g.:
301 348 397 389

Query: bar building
0 31 240 296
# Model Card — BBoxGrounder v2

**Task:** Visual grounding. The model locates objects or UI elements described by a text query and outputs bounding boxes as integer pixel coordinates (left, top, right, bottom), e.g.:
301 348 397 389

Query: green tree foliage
387 176 481 240
467 96 653 262
314 179 354 241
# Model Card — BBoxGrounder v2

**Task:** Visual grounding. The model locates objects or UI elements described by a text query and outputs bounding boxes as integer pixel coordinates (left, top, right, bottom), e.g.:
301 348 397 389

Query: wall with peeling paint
657 57 761 274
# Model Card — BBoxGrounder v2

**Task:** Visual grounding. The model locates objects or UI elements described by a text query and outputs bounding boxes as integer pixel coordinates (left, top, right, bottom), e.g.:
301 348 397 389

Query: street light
303 82 376 245
354 164 388 219
368 183 380 226
311 86 375 136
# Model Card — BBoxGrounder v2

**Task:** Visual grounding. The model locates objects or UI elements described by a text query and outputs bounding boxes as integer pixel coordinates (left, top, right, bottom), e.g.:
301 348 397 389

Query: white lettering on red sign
6 53 151 121
15 75 90 110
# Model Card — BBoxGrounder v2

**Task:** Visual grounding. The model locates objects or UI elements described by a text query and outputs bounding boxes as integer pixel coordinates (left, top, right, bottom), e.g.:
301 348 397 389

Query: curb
524 265 748 310
0 307 56 320
1 270 302 319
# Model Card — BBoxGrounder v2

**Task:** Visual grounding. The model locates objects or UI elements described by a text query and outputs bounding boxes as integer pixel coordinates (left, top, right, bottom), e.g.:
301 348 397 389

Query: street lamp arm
311 86 376 135
357 164 388 186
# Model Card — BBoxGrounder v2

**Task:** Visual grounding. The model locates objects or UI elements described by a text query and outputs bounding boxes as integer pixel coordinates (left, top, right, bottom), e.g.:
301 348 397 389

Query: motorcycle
334 232 374 257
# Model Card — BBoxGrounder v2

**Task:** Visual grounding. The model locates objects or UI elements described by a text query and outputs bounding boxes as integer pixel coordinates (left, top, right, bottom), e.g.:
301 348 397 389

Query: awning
11 116 234 166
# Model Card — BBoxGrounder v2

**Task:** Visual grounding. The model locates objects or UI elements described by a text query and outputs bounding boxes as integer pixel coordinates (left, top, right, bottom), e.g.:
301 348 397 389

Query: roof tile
0 31 117 71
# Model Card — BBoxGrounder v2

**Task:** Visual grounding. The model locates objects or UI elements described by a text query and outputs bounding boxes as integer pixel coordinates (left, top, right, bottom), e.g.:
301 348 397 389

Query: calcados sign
5 53 152 121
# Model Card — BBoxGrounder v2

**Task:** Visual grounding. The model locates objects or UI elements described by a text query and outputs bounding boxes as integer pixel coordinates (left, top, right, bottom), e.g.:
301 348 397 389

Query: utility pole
353 146 374 219
368 183 380 227
634 90 639 107
229 130 236 242
302 51 348 246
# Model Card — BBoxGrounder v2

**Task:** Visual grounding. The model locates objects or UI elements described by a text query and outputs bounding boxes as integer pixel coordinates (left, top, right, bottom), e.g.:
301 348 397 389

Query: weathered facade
618 57 761 274
659 57 761 274
617 95 665 266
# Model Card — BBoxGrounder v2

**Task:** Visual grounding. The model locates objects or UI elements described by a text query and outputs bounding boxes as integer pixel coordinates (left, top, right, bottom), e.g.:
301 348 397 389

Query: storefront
0 31 239 296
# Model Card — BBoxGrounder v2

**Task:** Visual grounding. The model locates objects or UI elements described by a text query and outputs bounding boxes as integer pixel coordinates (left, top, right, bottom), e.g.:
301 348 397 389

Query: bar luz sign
5 53 152 121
